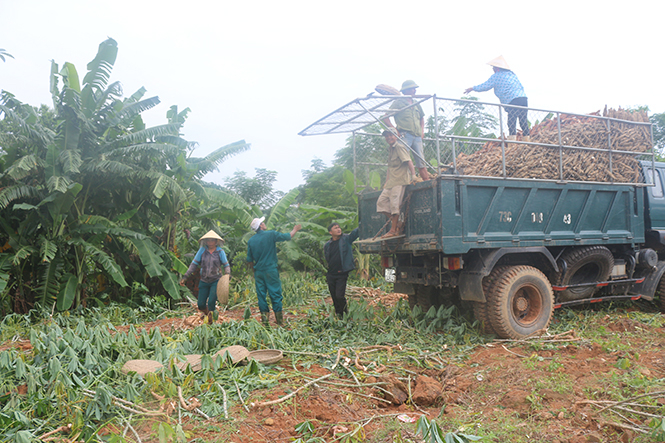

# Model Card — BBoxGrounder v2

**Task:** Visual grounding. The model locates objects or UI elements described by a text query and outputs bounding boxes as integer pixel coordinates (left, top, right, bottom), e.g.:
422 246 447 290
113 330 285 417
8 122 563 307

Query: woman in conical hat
179 230 230 324
464 55 530 140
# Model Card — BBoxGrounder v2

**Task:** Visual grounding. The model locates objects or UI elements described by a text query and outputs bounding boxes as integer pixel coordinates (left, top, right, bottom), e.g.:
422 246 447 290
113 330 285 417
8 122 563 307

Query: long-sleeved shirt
246 229 292 271
184 246 229 283
472 69 526 104
324 228 359 275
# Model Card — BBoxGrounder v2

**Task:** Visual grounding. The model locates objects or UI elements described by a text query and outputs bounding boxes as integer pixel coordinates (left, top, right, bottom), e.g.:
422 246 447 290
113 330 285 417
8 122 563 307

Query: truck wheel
414 285 434 312
657 275 665 313
486 266 554 339
554 246 614 302
473 303 494 334
407 293 417 310
473 266 509 335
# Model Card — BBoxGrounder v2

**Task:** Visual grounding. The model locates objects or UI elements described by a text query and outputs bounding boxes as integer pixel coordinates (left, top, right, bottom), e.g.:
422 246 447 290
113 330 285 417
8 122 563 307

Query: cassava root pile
456 107 651 182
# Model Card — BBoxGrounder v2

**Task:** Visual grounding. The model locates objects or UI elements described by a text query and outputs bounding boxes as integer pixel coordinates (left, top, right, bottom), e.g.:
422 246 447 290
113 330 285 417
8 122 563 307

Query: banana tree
151 105 251 252
0 39 222 312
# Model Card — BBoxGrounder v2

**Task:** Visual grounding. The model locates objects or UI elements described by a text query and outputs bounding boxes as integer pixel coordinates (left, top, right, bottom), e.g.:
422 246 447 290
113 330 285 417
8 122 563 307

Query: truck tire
407 293 417 310
554 246 614 302
473 303 494 334
657 275 665 314
486 266 554 339
414 284 434 312
473 266 509 335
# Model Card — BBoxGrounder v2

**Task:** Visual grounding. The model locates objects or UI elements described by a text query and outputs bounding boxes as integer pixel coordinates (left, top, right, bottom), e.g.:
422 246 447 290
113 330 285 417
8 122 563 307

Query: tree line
0 39 366 315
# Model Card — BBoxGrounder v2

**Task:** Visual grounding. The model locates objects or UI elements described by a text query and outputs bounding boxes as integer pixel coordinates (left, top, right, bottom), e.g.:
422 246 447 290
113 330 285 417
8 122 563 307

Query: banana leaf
57 273 78 311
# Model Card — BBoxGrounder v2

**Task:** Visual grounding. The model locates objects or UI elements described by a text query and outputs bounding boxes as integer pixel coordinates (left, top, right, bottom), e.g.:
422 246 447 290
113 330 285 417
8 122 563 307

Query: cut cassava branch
250 373 333 407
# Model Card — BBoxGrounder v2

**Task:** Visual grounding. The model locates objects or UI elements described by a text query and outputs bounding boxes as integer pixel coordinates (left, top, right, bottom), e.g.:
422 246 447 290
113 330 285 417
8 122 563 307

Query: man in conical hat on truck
464 55 530 141
180 230 231 324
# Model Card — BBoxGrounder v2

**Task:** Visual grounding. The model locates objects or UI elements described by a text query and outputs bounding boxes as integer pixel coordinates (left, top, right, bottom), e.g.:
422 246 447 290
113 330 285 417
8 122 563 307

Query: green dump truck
358 159 665 338
300 94 658 338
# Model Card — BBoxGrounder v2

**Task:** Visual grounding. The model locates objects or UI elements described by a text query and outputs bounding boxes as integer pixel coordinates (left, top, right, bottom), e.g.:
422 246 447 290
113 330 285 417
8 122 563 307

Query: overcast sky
1 0 664 196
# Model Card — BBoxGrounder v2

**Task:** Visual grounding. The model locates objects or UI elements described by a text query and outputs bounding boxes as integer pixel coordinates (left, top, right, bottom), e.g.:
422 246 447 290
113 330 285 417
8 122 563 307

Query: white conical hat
487 55 511 70
199 230 224 243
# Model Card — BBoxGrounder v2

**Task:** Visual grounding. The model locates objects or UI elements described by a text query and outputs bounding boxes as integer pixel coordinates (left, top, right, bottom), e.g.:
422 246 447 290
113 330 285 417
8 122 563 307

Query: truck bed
358 176 644 255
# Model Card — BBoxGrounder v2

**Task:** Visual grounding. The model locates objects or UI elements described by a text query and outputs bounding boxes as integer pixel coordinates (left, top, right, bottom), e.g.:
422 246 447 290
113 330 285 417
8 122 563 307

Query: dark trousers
326 273 349 317
198 279 219 312
507 97 529 136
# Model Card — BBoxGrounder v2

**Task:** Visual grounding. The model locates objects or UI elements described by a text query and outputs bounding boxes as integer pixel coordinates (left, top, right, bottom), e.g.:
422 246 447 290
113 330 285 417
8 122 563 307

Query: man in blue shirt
247 216 302 326
465 56 530 140
323 222 359 318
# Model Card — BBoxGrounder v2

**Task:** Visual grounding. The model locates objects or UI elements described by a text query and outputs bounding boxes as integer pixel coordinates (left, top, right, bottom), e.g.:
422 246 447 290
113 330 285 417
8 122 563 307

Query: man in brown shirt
376 129 415 238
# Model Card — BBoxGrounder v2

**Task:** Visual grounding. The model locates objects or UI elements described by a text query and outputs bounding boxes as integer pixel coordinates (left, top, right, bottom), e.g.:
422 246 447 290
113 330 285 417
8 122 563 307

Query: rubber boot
207 311 213 324
260 311 270 326
522 135 531 142
507 135 517 141
274 311 284 326
199 307 209 320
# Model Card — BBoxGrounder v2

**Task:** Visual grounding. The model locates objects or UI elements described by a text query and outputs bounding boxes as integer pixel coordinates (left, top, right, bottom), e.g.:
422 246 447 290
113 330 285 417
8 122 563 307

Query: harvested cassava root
456 107 651 182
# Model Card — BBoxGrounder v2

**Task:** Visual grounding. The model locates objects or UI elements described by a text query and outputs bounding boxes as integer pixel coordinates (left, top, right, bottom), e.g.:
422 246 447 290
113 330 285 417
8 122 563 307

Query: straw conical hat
174 354 203 372
199 230 224 243
217 273 230 305
121 359 164 376
487 55 511 70
214 345 249 364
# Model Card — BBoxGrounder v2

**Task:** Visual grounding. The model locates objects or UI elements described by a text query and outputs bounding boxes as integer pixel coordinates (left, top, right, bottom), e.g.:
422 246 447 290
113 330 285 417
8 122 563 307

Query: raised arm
290 224 302 238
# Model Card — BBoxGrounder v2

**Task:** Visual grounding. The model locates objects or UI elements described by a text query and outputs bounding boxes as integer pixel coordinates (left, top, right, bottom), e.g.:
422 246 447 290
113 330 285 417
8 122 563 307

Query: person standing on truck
179 230 231 324
377 129 416 238
464 56 530 140
246 216 302 326
382 80 432 181
324 222 359 319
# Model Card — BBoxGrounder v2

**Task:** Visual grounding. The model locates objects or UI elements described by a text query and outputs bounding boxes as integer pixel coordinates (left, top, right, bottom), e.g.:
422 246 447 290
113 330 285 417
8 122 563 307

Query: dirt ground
9 291 665 442
126 291 665 442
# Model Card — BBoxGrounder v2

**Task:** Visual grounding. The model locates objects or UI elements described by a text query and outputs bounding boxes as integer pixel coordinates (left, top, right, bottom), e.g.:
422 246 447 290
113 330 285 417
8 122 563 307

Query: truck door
645 166 665 230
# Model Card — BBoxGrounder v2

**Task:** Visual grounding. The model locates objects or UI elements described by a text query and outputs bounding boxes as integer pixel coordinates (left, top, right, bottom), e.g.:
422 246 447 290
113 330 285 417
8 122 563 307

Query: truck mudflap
630 260 665 301
458 247 559 302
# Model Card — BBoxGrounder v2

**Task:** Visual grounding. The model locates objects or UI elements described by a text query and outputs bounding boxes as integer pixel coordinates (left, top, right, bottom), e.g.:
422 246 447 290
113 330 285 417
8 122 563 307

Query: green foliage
298 160 356 209
650 416 665 442
442 97 498 138
422 97 499 166
651 111 665 158
0 39 249 314
615 357 631 370
223 168 283 207
335 124 388 191
0 49 13 62
292 420 326 442
153 422 188 443
7 273 665 442
415 416 482 443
